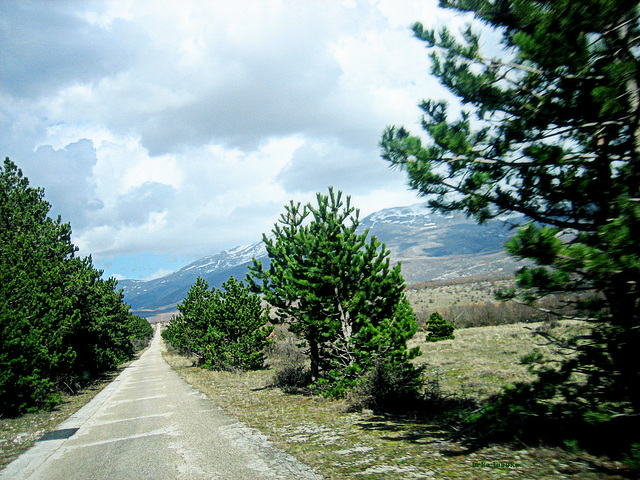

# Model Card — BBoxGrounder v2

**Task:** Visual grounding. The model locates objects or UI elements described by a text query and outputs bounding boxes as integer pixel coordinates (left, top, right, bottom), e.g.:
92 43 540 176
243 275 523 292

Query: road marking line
119 384 166 390
122 378 163 385
110 394 167 404
66 428 170 449
90 412 174 427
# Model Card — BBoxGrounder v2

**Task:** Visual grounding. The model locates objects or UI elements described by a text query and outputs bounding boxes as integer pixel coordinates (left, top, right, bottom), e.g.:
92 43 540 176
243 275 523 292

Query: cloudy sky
1 0 472 280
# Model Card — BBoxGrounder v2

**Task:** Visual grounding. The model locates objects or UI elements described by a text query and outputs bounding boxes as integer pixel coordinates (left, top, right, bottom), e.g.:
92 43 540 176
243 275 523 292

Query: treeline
162 276 273 372
0 158 153 416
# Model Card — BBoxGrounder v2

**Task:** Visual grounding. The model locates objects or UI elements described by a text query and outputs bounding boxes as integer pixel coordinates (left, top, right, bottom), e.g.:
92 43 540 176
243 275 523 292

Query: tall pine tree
380 0 640 419
0 158 151 415
249 188 420 396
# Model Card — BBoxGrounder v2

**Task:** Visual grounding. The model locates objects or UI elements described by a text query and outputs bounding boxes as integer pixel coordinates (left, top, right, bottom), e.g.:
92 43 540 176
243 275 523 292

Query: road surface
1 327 320 479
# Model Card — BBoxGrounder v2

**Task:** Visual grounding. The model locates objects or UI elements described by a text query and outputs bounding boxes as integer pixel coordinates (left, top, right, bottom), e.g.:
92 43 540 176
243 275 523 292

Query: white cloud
0 0 462 279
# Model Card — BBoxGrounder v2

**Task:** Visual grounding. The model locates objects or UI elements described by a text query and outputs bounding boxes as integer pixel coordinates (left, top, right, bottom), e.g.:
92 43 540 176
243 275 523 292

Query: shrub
163 276 274 371
272 364 312 393
350 358 425 412
425 312 455 342
624 443 640 471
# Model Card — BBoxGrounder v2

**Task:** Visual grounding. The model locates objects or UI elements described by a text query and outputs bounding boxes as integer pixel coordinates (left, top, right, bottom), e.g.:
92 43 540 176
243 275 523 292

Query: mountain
359 204 523 283
118 242 267 317
119 204 523 318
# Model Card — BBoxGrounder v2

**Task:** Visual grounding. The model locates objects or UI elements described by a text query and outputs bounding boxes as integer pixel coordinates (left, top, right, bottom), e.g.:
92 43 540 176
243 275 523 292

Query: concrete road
1 328 320 480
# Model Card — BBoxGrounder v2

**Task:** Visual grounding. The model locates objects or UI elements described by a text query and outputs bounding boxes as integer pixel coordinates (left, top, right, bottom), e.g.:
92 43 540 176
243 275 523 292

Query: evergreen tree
163 276 273 371
248 188 421 396
163 277 213 362
425 311 455 342
380 0 640 422
203 276 273 371
0 158 151 415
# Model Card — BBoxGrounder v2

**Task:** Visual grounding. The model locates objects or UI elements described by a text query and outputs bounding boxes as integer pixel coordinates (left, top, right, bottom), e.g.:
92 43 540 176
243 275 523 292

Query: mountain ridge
120 203 523 318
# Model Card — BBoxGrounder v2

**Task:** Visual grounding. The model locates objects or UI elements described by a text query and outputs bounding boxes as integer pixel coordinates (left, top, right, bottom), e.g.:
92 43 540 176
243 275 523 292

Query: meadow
158 278 632 479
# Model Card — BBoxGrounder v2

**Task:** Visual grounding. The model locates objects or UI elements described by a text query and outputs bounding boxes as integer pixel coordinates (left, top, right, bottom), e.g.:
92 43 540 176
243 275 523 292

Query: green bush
350 358 425 412
163 276 273 371
624 443 640 471
425 312 455 342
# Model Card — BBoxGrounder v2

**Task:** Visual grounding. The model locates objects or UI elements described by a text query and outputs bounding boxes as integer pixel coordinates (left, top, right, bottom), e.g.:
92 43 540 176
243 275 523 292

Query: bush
425 312 455 342
163 276 274 371
348 358 425 412
272 364 312 393
624 443 640 471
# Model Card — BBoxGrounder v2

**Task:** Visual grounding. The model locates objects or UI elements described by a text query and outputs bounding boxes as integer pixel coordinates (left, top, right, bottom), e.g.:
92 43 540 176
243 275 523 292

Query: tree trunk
335 286 355 367
309 338 320 381
606 280 640 413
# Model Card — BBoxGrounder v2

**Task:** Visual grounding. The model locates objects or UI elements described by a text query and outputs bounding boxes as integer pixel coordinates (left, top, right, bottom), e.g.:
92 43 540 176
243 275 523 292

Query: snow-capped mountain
178 242 267 275
118 241 269 317
120 204 523 318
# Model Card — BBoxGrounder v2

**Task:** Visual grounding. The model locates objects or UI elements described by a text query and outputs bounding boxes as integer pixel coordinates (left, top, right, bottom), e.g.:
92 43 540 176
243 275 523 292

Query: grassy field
162 318 633 479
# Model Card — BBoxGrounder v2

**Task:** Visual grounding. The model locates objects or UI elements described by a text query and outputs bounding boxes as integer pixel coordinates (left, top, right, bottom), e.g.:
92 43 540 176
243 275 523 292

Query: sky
0 0 475 281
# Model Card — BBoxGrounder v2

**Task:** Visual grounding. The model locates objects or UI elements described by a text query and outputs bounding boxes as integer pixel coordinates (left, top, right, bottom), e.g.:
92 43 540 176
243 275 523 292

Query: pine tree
0 158 151 415
425 311 455 342
163 277 213 363
248 188 420 396
380 0 640 420
163 276 273 371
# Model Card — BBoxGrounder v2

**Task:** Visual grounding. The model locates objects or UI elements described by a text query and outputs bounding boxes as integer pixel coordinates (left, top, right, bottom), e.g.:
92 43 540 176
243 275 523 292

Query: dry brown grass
1 275 630 479
406 278 517 323
409 321 588 400
161 322 632 479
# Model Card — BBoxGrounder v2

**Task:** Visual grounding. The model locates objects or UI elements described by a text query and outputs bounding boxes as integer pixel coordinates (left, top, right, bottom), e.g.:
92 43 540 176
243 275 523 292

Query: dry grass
161 322 633 479
410 321 588 400
406 278 515 317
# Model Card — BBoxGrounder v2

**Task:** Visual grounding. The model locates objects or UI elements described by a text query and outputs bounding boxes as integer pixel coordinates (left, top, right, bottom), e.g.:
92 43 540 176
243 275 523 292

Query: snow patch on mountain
180 241 267 274
361 203 456 229
119 203 523 316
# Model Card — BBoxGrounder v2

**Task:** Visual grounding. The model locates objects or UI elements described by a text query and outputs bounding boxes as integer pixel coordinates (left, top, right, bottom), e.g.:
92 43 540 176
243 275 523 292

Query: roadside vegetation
0 158 153 416
162 313 635 479
248 188 422 407
378 0 640 468
162 276 273 371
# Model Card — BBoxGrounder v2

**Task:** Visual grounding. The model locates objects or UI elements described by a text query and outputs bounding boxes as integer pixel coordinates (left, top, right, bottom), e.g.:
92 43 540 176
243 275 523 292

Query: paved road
2 327 320 480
